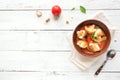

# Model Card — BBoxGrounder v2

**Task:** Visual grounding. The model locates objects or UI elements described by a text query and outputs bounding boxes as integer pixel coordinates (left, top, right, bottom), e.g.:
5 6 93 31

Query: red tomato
80 26 85 30
99 41 105 49
87 34 93 43
76 37 80 42
52 5 61 16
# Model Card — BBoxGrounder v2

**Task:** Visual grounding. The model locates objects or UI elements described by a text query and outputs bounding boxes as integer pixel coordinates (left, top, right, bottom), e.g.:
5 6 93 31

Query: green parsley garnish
80 5 86 14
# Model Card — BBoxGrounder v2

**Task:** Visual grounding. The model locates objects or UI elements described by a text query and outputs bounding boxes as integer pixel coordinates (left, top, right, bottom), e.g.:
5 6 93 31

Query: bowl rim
72 19 111 57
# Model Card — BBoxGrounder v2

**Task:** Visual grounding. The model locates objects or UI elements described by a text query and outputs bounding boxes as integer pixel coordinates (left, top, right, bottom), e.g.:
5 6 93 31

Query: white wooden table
0 0 120 80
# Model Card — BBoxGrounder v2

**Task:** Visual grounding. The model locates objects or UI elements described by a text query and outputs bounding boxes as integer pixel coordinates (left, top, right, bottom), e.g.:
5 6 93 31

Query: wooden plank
0 0 120 9
0 51 120 72
0 10 119 30
0 72 119 80
0 31 119 51
0 51 75 71
0 31 71 51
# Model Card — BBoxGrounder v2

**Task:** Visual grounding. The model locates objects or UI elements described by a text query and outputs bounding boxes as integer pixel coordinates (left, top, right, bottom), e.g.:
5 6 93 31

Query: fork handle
95 60 107 76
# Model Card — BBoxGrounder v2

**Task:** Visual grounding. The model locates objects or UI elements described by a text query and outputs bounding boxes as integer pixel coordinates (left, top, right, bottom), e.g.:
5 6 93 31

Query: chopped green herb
91 32 95 40
91 32 98 43
93 38 99 43
96 26 100 29
80 5 86 14
71 7 75 11
86 46 89 49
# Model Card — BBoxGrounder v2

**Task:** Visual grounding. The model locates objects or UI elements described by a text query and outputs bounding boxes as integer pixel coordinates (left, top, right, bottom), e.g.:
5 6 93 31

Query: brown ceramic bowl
72 19 111 57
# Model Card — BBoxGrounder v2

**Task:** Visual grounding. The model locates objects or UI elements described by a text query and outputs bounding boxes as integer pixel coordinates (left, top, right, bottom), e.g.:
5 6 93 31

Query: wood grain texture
0 51 119 73
0 31 119 51
0 0 120 9
0 31 70 50
0 0 120 79
0 10 119 30
0 72 120 80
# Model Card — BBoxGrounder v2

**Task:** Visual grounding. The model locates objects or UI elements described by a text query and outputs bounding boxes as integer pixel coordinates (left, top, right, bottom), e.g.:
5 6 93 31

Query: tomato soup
76 24 107 54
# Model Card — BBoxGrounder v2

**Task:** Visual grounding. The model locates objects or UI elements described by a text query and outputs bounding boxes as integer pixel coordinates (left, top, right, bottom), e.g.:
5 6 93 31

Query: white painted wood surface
0 0 120 80
0 0 120 9
0 10 119 30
